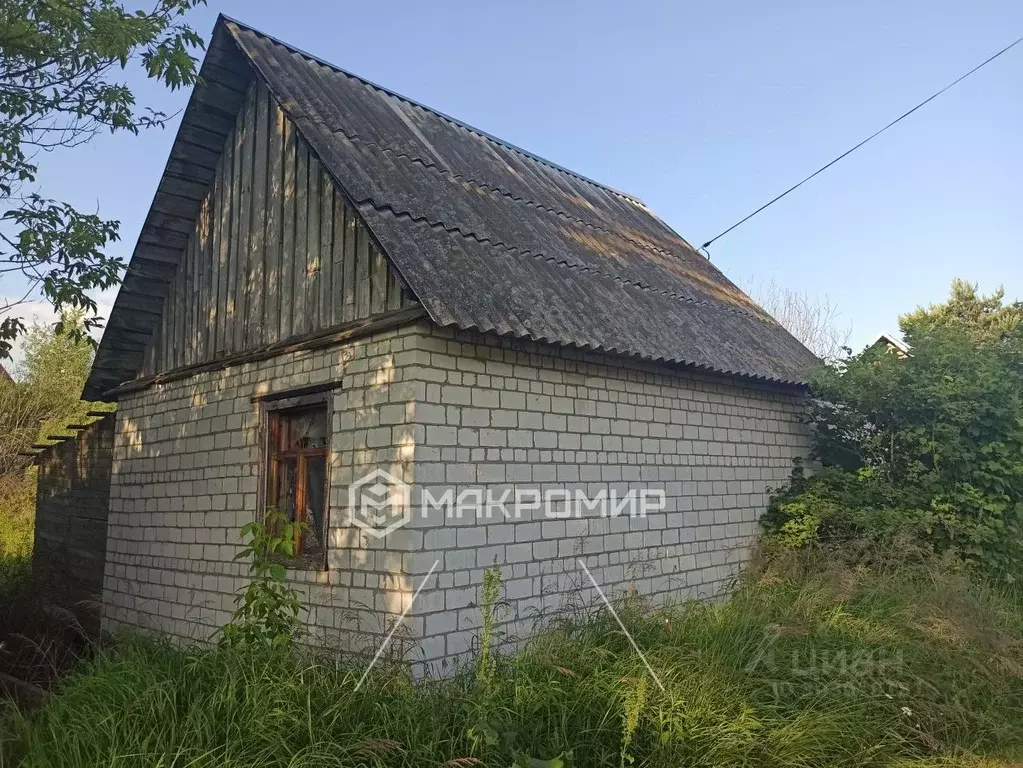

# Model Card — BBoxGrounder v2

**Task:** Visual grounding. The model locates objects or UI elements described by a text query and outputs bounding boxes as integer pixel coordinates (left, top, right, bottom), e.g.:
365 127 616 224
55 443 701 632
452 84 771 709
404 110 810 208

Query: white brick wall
399 324 810 671
103 319 810 671
103 323 425 657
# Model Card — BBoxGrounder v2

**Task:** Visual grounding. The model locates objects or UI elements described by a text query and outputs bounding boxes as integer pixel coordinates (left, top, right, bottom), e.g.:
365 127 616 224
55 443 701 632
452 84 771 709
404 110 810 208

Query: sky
3 0 1021 366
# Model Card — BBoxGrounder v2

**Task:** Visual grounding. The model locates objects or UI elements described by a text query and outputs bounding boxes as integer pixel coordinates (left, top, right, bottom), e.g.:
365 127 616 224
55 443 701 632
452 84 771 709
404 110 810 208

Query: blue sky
4 0 1021 360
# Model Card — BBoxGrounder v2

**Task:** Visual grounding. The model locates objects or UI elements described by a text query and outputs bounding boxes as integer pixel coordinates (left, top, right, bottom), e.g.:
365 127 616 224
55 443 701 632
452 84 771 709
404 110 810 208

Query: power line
701 35 1023 253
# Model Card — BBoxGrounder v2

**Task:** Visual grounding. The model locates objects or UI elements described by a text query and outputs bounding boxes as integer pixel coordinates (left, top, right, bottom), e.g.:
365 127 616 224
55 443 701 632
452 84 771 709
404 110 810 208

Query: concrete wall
102 320 810 671
34 415 115 620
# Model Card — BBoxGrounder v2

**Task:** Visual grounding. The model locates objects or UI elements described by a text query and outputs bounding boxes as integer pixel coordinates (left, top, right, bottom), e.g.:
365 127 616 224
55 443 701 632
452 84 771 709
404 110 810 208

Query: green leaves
219 508 308 650
0 0 206 357
475 564 502 703
900 279 1023 345
766 281 1023 575
1 194 122 357
0 316 26 360
512 752 573 768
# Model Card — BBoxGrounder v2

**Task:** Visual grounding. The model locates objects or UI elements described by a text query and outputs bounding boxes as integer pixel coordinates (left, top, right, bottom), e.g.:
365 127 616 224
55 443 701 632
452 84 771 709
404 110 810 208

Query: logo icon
347 468 412 539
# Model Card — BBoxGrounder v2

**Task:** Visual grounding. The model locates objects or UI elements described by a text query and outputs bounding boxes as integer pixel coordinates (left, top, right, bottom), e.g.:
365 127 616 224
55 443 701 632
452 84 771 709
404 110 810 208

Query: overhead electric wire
700 35 1023 253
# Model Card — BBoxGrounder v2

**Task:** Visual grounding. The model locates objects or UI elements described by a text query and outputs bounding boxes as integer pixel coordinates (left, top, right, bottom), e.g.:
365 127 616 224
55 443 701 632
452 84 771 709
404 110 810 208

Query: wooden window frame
259 389 333 571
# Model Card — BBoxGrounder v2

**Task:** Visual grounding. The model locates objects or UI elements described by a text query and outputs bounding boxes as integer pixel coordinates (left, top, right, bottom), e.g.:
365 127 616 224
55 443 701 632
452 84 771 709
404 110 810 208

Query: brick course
103 323 423 655
400 324 809 670
102 320 810 671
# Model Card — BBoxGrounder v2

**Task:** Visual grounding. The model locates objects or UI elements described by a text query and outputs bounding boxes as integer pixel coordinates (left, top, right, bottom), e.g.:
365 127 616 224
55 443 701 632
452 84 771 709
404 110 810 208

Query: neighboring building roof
84 15 818 399
871 332 910 356
0 361 12 384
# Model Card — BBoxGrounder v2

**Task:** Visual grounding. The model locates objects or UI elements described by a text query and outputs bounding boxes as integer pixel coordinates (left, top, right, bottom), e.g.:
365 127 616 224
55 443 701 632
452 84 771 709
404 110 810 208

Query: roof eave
82 20 256 401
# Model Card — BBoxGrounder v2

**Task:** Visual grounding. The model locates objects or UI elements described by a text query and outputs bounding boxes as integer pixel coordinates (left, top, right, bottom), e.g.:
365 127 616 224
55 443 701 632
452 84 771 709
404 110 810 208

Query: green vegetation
1 547 1020 767
218 508 308 650
0 0 205 357
0 476 33 558
764 281 1023 575
900 279 1023 344
0 313 111 557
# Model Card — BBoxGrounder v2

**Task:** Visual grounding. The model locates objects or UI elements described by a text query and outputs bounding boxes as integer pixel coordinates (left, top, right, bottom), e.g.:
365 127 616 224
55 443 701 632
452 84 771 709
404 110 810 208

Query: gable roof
871 332 910 356
84 16 817 399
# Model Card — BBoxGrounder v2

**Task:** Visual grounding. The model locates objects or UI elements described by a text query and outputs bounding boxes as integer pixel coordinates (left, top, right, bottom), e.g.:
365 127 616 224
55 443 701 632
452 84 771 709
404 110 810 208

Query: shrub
0 471 35 558
218 508 307 650
765 283 1023 576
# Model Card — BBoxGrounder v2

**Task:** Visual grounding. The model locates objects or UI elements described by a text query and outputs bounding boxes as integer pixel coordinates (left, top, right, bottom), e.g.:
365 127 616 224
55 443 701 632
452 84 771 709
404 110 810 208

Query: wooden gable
139 81 415 378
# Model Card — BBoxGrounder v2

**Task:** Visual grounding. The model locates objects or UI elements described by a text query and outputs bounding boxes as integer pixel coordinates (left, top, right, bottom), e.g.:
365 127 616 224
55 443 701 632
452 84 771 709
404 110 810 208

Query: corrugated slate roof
84 15 818 399
226 20 817 385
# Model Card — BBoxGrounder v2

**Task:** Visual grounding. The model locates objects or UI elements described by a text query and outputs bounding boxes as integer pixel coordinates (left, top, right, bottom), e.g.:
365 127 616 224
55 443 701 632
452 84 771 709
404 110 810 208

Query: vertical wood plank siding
142 82 413 376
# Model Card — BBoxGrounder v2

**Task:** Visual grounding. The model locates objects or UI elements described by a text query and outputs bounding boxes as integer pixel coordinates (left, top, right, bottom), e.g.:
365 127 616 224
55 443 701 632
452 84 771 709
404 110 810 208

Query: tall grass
0 468 35 559
2 549 1021 767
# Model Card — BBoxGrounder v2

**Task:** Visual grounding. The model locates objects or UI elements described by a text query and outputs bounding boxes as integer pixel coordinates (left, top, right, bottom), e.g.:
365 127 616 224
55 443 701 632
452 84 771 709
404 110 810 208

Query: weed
2 545 1021 767
476 564 501 699
218 508 307 649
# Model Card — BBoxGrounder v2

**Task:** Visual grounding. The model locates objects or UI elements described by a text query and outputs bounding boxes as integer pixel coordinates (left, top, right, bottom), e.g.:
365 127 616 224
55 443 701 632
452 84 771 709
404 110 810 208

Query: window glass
303 455 326 554
267 404 328 561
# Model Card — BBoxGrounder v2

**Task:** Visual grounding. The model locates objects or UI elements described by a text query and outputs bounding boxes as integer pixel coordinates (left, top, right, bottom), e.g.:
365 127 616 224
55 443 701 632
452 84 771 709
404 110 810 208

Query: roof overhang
83 19 256 400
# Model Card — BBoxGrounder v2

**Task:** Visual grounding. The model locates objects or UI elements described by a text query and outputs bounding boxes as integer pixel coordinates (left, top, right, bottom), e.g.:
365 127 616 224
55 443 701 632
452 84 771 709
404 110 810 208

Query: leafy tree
764 280 1023 576
900 279 1023 344
0 0 205 359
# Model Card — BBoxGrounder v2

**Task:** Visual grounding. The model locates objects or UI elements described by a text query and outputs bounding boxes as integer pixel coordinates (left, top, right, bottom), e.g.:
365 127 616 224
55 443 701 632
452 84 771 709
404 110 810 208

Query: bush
764 283 1023 575
2 549 1021 767
218 508 307 650
0 470 35 557
1 312 114 558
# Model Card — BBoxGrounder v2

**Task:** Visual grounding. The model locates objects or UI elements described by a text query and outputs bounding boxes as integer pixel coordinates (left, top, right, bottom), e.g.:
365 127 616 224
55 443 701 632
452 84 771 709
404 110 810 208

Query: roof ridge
285 112 690 263
358 201 768 322
219 15 648 208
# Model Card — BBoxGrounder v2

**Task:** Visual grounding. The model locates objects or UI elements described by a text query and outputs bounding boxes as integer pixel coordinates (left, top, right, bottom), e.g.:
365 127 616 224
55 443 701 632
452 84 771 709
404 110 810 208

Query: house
35 16 816 669
870 332 910 357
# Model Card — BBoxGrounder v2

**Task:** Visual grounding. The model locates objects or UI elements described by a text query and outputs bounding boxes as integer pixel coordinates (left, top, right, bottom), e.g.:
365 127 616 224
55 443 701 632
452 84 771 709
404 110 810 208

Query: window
263 393 331 567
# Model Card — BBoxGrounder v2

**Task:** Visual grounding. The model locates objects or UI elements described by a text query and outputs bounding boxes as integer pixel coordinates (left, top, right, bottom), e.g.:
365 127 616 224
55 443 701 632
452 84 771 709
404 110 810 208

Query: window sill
268 552 327 572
